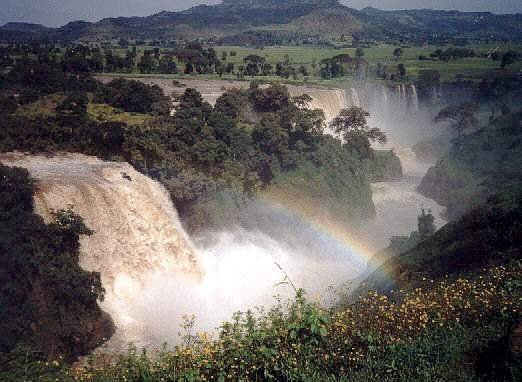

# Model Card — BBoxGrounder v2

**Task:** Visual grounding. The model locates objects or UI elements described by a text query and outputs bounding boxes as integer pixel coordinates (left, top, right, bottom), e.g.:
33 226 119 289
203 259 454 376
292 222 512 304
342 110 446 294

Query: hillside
1 0 521 42
353 186 522 297
418 110 522 220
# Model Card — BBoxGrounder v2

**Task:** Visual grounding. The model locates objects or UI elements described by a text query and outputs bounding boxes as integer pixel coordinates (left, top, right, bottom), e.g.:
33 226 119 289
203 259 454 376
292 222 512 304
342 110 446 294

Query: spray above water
1 82 445 350
1 153 366 349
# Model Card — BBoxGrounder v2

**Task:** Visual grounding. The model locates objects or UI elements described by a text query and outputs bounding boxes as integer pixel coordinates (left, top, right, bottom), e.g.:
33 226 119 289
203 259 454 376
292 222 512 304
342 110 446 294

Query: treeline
319 54 367 79
0 42 370 81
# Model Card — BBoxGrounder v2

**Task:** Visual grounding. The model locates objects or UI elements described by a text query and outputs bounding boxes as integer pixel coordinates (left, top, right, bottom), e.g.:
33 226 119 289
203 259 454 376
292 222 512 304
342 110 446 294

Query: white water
356 148 446 252
1 81 442 349
1 152 362 348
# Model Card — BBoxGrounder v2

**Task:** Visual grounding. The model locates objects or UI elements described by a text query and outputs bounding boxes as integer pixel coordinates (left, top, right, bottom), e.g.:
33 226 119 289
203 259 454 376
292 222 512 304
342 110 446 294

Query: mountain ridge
1 0 521 42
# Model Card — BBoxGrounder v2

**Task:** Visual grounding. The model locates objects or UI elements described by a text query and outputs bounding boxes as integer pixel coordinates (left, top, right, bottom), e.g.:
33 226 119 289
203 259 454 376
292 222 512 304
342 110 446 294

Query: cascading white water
1 152 365 348
410 84 419 113
6 80 448 350
356 148 446 252
382 86 389 110
0 153 203 345
401 85 407 113
350 88 361 108
0 153 199 284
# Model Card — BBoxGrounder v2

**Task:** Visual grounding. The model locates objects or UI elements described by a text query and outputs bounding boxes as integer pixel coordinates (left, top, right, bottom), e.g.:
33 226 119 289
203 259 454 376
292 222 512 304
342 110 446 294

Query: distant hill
0 22 51 33
1 0 521 42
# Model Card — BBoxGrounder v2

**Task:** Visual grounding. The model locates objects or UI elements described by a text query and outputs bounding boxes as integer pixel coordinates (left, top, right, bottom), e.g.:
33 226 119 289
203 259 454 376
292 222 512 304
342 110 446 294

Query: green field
105 43 522 86
214 43 521 81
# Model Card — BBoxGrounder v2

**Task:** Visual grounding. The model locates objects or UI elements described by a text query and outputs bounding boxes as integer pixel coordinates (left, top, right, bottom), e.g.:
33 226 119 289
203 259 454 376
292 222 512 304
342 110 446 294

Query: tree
290 94 326 143
417 208 436 240
215 89 244 119
138 51 156 73
158 55 177 74
415 70 441 101
397 63 406 80
434 102 478 142
243 54 265 76
252 113 289 156
56 92 88 125
249 84 290 113
393 47 404 61
319 58 343 79
330 107 387 158
355 47 365 58
501 50 520 68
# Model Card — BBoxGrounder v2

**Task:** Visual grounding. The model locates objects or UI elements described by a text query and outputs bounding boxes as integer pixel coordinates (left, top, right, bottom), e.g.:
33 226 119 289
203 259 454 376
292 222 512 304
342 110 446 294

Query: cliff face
29 279 115 362
367 150 403 182
418 111 522 221
417 158 483 220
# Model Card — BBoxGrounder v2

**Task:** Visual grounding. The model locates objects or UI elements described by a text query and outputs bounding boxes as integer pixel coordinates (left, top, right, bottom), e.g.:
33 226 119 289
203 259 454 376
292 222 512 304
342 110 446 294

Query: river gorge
3 80 446 350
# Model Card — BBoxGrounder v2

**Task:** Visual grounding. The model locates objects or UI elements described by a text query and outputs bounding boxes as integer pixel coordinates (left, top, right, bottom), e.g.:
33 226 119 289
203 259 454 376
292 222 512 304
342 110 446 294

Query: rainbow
257 187 380 272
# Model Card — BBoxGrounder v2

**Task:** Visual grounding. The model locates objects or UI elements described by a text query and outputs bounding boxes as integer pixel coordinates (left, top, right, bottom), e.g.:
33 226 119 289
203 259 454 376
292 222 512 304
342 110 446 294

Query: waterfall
286 85 351 124
1 152 364 346
350 88 361 108
410 84 419 113
401 85 407 113
396 85 405 113
2 153 200 286
1 153 201 345
382 86 389 109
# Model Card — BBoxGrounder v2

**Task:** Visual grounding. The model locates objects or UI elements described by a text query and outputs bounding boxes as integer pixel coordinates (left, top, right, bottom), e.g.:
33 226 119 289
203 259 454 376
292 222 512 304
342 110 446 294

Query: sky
1 0 521 28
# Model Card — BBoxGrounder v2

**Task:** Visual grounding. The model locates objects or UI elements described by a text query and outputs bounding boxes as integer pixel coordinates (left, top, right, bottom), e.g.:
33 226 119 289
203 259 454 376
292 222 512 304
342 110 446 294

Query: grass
14 94 151 126
87 103 151 126
102 43 522 85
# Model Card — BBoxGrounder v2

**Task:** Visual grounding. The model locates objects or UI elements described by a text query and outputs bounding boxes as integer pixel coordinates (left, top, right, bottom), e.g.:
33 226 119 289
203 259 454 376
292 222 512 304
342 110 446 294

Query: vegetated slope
418 110 522 220
354 186 522 297
359 7 522 41
1 0 521 42
0 165 114 366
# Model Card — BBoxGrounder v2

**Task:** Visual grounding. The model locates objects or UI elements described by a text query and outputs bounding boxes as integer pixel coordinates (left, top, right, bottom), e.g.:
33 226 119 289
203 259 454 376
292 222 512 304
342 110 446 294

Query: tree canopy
330 107 387 158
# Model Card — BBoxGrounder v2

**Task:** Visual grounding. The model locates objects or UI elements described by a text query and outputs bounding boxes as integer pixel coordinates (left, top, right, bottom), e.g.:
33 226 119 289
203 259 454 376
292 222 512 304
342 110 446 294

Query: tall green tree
434 102 478 142
393 47 404 61
501 50 520 68
330 107 387 158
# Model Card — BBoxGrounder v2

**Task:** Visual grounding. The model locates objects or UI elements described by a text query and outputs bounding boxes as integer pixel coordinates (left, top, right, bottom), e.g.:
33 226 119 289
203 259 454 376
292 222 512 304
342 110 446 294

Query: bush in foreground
12 262 519 381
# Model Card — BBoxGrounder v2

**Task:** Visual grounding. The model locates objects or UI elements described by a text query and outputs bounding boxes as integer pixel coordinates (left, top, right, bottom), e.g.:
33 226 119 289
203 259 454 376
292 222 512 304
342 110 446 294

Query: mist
100 226 366 348
97 89 448 349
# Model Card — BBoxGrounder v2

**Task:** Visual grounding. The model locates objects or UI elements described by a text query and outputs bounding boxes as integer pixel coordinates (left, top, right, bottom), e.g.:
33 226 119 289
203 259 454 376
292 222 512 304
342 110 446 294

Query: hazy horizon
1 0 521 28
